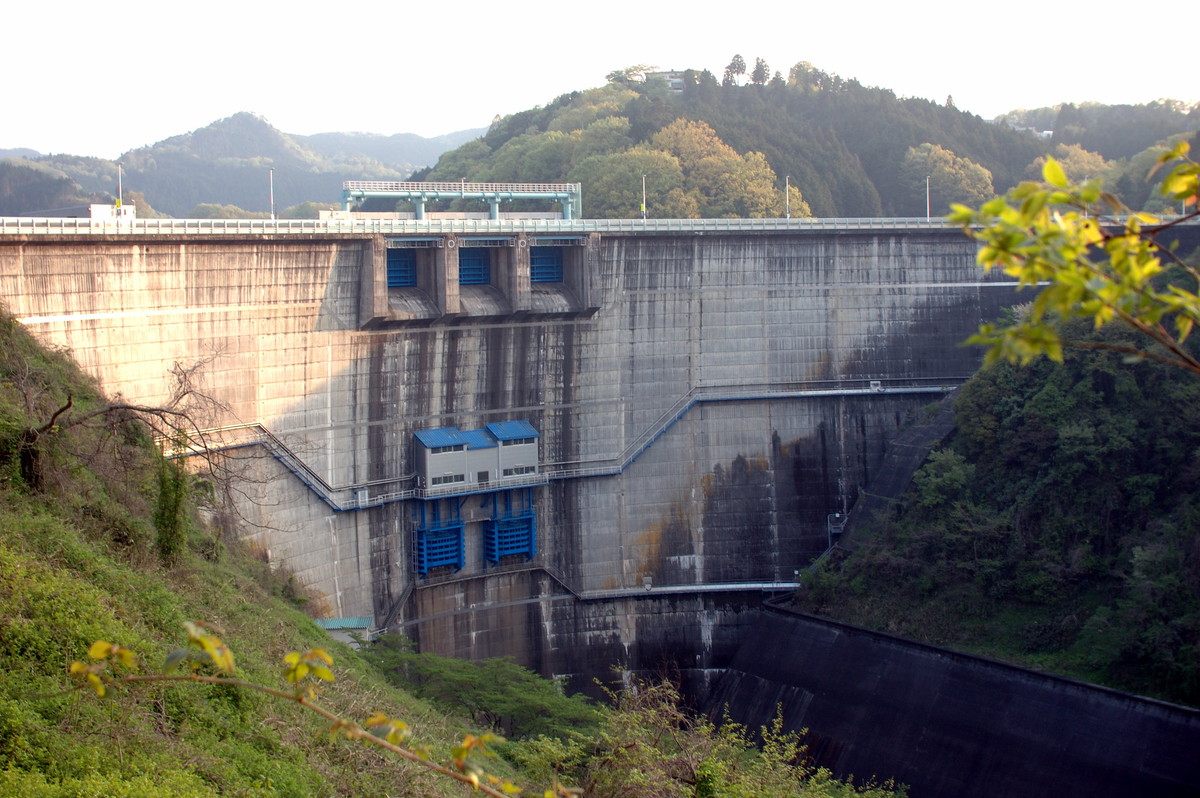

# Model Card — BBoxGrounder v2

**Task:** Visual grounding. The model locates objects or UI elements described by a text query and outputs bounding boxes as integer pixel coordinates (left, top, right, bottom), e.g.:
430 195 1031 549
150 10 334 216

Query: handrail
344 180 578 194
160 378 966 511
3 214 1194 238
0 215 962 236
542 378 963 480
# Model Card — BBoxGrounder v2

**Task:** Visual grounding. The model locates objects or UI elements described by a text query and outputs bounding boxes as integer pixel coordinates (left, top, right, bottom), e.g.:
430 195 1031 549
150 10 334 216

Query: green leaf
163 649 189 674
1042 158 1068 188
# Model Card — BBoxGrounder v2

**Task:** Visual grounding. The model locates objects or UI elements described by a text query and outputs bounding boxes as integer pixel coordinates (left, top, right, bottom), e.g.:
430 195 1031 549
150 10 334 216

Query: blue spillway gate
414 503 465 576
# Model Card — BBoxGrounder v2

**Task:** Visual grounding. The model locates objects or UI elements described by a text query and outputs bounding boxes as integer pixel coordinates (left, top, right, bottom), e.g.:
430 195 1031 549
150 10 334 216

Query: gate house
414 420 539 491
411 421 541 576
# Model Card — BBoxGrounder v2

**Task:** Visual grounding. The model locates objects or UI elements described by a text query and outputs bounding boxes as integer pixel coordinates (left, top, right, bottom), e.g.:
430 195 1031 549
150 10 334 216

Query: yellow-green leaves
1043 157 1068 188
364 712 412 745
87 639 138 668
283 648 335 685
952 145 1200 375
183 621 235 674
69 639 139 696
68 659 109 696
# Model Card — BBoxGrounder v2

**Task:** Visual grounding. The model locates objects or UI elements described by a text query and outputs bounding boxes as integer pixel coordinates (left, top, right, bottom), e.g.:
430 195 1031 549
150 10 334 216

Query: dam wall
0 220 1015 678
708 605 1200 798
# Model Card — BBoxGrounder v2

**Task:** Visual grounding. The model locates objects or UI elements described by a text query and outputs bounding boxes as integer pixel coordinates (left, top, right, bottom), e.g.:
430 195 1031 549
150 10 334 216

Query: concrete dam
6 216 1200 798
1 216 1008 671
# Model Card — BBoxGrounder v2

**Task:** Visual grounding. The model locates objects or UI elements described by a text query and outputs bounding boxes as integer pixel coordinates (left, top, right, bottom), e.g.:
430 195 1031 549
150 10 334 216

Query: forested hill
0 113 483 218
412 64 1199 218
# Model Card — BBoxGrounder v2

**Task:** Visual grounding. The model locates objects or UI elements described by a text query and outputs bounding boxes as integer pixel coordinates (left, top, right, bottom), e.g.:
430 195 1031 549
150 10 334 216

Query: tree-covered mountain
2 113 482 218
999 99 1200 159
297 129 482 172
412 63 1198 218
0 159 105 216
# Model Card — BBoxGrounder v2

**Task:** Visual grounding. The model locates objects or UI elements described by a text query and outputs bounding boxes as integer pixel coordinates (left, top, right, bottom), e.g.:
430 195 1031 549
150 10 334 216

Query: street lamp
925 175 930 220
269 168 276 221
641 174 647 220
785 175 791 220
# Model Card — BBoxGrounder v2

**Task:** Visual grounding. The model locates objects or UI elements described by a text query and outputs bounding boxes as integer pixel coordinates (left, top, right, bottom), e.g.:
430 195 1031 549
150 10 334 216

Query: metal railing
542 377 963 480
343 181 579 194
0 215 964 237
5 213 1193 238
162 377 965 511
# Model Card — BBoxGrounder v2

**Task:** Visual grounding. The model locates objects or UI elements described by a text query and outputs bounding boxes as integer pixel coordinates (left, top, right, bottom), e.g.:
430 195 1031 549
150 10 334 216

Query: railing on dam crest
5 214 1193 238
2 215 964 236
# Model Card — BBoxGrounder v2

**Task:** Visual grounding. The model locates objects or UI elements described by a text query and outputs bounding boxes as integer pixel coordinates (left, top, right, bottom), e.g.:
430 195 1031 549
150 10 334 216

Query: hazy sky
5 0 1195 160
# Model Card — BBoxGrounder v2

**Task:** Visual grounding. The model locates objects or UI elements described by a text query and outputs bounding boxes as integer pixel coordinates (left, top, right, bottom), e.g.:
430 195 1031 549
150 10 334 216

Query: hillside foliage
410 63 1198 218
0 310 494 796
797 319 1200 706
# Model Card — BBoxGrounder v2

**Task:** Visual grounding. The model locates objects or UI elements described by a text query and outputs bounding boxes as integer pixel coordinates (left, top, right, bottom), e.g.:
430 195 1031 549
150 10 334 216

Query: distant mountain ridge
0 112 483 217
3 80 1197 219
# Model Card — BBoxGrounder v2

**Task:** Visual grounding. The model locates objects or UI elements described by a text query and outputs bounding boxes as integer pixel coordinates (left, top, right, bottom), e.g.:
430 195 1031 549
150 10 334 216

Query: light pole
641 174 647 220
785 175 791 219
269 168 276 221
925 175 930 220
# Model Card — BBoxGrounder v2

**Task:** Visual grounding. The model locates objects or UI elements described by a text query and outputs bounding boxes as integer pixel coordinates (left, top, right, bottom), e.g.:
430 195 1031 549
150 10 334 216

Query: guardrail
386 565 798 629
542 378 963 480
4 214 1193 238
343 180 579 194
161 378 965 511
0 215 964 236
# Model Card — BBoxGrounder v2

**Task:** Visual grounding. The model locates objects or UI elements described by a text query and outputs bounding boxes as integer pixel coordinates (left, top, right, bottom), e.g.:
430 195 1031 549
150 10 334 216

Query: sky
4 0 1195 160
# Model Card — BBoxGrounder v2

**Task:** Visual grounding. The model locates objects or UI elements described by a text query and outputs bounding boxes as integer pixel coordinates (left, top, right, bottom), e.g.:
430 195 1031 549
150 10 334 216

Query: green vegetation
187 203 272 219
0 159 101 215
949 143 1200 374
998 100 1200 160
15 112 443 218
0 309 494 796
362 635 602 740
506 679 903 798
413 61 1197 218
797 321 1200 705
5 72 1195 219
